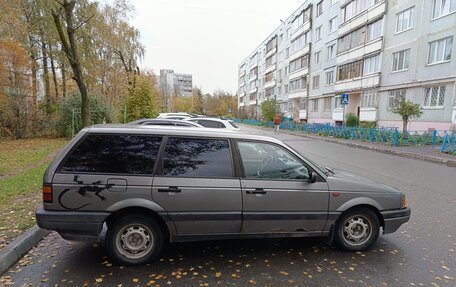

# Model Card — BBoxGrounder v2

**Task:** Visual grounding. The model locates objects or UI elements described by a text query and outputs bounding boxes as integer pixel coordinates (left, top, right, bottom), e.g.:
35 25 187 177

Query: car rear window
162 137 232 177
60 134 162 174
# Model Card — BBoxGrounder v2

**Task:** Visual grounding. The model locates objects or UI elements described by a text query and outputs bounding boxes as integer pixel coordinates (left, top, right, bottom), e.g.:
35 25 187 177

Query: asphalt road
2 125 455 287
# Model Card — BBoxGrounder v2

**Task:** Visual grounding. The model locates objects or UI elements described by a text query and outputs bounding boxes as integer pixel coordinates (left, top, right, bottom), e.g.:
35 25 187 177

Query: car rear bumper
381 207 411 234
36 206 110 242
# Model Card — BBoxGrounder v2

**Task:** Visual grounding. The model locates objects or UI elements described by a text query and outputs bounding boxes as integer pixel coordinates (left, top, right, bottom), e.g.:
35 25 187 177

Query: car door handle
158 186 181 193
246 188 266 195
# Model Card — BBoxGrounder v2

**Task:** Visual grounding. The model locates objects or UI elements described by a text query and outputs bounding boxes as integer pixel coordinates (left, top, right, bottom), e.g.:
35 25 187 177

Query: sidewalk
248 125 456 167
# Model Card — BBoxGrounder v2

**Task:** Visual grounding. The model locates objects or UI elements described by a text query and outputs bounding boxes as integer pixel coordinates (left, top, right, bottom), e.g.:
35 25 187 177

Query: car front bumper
381 207 411 234
36 206 110 241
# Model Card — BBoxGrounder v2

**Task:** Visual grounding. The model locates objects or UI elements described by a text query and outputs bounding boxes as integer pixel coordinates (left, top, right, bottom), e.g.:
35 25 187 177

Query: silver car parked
36 125 410 265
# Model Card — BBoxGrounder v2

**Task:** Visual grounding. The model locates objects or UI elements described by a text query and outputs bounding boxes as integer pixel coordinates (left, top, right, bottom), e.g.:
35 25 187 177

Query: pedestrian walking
273 114 280 134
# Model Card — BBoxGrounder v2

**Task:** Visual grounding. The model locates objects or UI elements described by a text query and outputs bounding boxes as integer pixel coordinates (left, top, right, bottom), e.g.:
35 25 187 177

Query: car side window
162 137 233 177
60 135 162 174
237 141 309 180
197 120 225 128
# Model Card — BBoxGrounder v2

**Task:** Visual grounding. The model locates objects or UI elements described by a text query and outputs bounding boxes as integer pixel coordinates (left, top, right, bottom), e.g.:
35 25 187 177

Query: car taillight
43 185 53 203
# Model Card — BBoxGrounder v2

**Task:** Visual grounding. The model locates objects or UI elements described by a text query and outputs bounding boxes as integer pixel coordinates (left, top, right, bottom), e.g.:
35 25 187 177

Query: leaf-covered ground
0 138 67 250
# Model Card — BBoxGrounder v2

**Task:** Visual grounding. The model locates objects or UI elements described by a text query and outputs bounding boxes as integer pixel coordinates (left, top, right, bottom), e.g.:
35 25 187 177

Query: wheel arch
104 207 172 242
336 204 385 228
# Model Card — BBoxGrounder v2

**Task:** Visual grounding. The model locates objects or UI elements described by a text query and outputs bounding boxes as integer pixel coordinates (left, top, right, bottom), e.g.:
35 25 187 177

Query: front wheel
106 214 164 265
334 207 380 252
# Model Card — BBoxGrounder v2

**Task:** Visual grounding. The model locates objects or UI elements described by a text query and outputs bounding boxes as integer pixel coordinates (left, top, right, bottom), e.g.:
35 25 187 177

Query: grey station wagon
36 125 411 265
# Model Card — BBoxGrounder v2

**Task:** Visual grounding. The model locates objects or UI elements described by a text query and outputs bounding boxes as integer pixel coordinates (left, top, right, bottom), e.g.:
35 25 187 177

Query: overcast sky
130 0 304 94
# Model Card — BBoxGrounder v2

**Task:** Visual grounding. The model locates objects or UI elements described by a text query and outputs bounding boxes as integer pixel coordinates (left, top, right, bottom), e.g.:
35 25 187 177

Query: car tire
106 214 164 265
334 207 380 252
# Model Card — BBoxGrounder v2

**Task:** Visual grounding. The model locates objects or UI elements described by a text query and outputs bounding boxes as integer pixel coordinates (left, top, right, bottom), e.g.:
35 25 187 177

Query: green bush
345 113 359 127
359 121 377 128
56 94 114 138
260 99 279 122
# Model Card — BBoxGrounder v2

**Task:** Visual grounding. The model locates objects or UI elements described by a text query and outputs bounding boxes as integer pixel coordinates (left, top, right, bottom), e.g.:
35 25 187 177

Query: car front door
237 140 329 234
152 136 242 235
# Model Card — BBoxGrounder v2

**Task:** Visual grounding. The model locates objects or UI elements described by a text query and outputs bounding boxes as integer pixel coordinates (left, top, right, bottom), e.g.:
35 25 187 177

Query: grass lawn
0 138 68 250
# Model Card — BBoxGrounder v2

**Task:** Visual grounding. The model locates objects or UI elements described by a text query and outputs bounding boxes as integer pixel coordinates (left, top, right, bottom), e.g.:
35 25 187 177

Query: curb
0 225 49 275
246 125 456 167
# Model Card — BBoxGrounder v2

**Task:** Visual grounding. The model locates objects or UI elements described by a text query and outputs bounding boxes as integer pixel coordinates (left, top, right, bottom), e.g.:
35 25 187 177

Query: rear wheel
334 207 380 252
106 214 164 265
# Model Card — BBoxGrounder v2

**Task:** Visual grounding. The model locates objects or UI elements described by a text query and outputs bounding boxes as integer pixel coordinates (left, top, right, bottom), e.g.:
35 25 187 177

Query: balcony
239 102 245 107
265 47 277 59
337 38 382 65
239 92 245 98
249 74 258 82
288 89 307 99
239 70 246 78
332 109 344 121
264 64 276 74
359 107 378 121
249 99 257 106
291 21 311 41
289 67 309 81
264 80 276 89
249 87 258 94
335 73 380 92
290 45 310 61
339 1 386 35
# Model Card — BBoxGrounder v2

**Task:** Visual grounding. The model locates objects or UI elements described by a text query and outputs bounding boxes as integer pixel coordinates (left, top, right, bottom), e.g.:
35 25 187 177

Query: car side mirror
309 172 317 183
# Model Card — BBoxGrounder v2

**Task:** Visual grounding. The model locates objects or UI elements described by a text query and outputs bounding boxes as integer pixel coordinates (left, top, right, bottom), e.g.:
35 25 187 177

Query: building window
289 54 310 73
326 70 334 85
316 1 323 16
327 44 336 60
311 99 319 112
423 85 445 107
265 55 275 68
265 72 273 83
286 47 290 58
278 52 283 62
265 87 274 98
337 59 363 81
392 49 410 72
316 26 322 41
366 18 383 41
285 66 288 75
388 89 406 109
363 54 380 75
278 86 282 95
290 31 310 55
291 8 311 33
396 7 414 33
329 17 338 33
334 96 342 109
432 0 456 19
361 89 378 108
314 51 321 64
289 77 307 93
342 0 381 23
266 36 277 54
324 98 332 111
285 84 288 94
428 36 453 64
337 26 366 54
312 75 320 89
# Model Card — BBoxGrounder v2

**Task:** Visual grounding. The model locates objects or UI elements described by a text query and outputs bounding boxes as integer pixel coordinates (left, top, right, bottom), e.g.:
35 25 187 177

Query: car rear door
52 134 162 211
152 136 242 235
236 140 329 234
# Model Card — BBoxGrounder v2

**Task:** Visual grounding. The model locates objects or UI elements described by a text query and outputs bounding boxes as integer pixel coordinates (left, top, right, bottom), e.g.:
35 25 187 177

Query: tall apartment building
159 69 193 97
238 0 456 130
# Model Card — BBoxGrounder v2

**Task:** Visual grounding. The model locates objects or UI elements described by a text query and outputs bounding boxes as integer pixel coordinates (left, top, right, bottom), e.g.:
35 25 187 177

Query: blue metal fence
441 133 456 154
233 118 452 151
